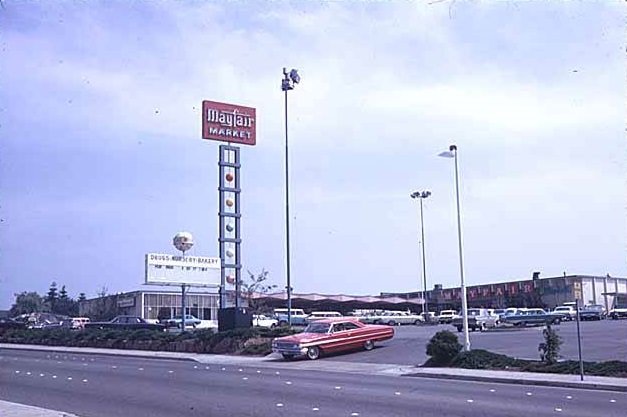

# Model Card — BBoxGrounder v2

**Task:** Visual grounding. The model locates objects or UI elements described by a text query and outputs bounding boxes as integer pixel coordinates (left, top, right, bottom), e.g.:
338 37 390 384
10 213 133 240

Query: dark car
85 316 165 331
579 305 605 321
0 318 27 330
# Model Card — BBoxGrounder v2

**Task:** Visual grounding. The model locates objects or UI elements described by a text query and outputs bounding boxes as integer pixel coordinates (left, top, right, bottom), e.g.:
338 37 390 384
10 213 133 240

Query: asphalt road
1 349 625 417
323 319 627 365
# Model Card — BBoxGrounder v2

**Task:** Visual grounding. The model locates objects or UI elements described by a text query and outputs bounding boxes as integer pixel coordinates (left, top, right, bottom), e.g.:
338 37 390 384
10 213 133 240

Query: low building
384 273 627 312
79 290 220 323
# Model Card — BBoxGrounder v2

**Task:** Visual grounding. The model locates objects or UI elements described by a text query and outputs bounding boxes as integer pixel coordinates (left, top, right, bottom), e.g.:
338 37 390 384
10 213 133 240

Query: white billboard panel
145 253 221 287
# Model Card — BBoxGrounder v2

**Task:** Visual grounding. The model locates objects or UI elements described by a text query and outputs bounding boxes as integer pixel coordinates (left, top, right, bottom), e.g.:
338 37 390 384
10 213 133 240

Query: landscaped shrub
425 330 463 366
451 349 530 369
538 324 562 365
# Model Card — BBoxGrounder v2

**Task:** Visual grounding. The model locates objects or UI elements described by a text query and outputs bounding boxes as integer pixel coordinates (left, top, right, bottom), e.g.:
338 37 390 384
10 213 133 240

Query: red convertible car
272 318 394 360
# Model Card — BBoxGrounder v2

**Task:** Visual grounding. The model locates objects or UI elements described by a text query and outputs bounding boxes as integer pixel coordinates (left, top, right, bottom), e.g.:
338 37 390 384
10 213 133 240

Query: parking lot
323 319 627 365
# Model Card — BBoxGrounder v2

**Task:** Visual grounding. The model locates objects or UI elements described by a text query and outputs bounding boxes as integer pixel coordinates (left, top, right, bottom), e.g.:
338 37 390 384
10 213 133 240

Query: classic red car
272 318 394 360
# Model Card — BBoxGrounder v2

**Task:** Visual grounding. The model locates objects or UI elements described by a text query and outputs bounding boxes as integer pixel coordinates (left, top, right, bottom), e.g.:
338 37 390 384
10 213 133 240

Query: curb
404 371 627 393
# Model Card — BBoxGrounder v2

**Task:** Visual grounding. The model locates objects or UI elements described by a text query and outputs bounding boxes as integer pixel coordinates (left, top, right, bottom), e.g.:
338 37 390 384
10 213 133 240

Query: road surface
1 349 624 417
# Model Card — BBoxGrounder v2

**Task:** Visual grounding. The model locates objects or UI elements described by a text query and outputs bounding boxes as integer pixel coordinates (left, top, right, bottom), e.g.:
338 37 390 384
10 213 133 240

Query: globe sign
173 232 194 252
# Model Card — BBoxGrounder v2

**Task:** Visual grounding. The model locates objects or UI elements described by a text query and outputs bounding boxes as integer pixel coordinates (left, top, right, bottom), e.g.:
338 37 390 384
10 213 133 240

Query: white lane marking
112 366 117 369
242 377 248 381
394 392 401 396
467 399 474 403
14 371 20 374
334 386 342 390
82 379 88 383
67 377 73 381
26 372 31 375
205 366 210 370
566 396 572 399
193 366 198 369
52 375 57 379
489 389 496 393
276 403 284 407
312 408 319 411
83 363 88 366
222 368 226 371
138 368 144 371
238 369 243 372
168 370 174 374
256 370 261 374
285 381 292 385
275 371 280 375
40 374 45 377
610 399 616 403
555 408 562 412
57 361 62 364
526 392 533 396
351 413 360 416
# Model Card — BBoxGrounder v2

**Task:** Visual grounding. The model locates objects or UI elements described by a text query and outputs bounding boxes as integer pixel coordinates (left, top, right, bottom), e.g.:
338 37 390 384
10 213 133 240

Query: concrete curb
0 400 79 417
404 370 627 393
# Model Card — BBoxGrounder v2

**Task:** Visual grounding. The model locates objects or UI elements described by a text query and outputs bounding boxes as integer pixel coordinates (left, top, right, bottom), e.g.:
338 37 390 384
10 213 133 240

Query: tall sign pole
201 100 256 314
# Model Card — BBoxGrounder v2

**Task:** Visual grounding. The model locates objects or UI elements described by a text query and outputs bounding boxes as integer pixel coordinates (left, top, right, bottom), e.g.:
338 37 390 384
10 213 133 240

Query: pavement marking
168 370 174 374
67 377 73 381
285 381 292 385
205 366 210 370
83 363 88 366
275 371 280 375
334 386 342 390
566 396 572 399
52 375 57 379
276 403 284 407
242 377 248 381
90 359 95 362
14 371 20 374
394 392 401 396
489 389 496 393
610 399 616 403
57 361 62 364
112 366 117 369
39 374 45 377
26 372 31 375
312 407 319 411
555 408 562 412
138 368 144 371
82 379 88 383
351 413 360 416
467 399 474 403
256 370 261 373
238 368 243 372
193 366 198 369
81 358 85 361
222 367 226 371
526 392 533 396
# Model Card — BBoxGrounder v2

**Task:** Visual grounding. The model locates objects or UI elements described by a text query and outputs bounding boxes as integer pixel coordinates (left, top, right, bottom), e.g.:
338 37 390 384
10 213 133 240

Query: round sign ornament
173 231 194 253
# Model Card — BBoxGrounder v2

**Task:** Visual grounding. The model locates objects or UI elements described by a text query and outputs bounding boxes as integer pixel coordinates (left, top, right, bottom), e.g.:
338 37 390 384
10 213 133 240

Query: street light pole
439 144 470 351
281 68 300 326
411 190 431 322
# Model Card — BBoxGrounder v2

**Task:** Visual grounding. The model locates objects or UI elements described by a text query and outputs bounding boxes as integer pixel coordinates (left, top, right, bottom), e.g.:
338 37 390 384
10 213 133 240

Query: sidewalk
2 343 625 392
0 400 78 417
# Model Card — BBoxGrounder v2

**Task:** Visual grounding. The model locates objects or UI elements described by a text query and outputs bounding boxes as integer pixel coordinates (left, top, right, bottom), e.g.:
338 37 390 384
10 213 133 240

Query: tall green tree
59 285 68 300
78 293 87 302
10 292 45 316
45 281 58 312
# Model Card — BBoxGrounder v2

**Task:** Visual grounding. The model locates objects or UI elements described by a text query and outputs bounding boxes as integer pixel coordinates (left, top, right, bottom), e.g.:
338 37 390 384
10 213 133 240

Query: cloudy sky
1 1 625 308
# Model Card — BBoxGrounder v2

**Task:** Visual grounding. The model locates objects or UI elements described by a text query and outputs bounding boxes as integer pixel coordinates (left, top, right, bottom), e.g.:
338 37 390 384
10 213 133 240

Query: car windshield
304 323 331 334
467 310 481 316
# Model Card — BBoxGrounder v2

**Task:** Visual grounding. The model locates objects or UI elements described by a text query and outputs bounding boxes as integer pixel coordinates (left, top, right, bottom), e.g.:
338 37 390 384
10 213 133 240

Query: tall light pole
410 190 431 322
438 144 470 351
281 67 300 325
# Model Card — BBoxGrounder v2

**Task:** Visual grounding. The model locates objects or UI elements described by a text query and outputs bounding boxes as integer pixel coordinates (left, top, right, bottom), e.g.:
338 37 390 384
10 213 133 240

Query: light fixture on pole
438 144 470 351
281 67 300 326
410 190 431 322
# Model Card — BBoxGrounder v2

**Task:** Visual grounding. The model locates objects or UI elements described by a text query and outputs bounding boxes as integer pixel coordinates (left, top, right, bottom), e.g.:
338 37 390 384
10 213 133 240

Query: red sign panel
202 100 256 146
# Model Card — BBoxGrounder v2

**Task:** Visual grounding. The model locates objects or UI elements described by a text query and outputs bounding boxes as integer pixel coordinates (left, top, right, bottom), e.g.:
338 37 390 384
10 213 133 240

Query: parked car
274 308 309 326
374 311 424 326
305 311 343 323
71 317 90 329
437 310 459 324
451 308 498 332
609 294 627 320
0 318 26 330
253 314 278 328
163 315 202 328
85 316 165 331
551 305 577 321
272 318 394 360
580 305 606 321
500 308 562 327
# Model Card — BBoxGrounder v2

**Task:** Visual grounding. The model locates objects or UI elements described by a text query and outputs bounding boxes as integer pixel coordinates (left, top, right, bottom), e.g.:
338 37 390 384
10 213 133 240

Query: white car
552 306 577 321
305 311 343 323
253 314 278 328
437 310 459 324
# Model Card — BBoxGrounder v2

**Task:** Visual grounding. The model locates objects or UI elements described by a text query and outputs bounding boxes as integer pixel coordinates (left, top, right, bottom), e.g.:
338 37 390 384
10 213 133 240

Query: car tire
456 326 462 332
387 320 396 326
279 320 288 326
479 323 487 332
414 320 422 325
553 318 561 325
364 340 375 351
270 323 277 329
306 346 321 360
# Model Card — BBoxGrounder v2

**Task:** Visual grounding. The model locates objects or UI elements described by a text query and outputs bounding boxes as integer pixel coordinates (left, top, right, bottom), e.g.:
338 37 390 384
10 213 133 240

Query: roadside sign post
575 298 584 381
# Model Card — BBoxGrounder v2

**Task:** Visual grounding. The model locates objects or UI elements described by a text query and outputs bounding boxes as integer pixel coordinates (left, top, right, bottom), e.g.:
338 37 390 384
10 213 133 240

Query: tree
538 324 562 365
45 281 58 312
240 269 277 313
10 292 45 316
59 285 68 300
78 293 87 302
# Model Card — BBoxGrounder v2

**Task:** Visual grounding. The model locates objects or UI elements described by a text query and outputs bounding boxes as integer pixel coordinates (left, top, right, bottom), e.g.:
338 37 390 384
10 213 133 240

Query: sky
0 1 625 309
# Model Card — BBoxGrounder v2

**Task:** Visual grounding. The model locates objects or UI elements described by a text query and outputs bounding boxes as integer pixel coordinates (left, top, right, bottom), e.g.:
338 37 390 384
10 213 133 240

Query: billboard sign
202 100 256 146
145 253 221 287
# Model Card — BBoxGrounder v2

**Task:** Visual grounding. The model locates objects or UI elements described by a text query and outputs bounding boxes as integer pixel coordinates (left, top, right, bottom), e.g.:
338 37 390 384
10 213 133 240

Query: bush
425 330 463 366
451 349 530 369
538 324 562 365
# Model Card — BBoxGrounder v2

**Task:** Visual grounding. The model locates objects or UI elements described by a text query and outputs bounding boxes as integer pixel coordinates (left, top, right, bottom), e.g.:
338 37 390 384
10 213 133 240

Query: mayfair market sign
202 100 256 146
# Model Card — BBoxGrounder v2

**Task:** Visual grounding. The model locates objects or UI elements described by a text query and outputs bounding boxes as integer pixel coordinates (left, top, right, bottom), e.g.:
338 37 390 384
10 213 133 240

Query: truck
609 293 627 319
274 308 309 326
451 308 498 332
